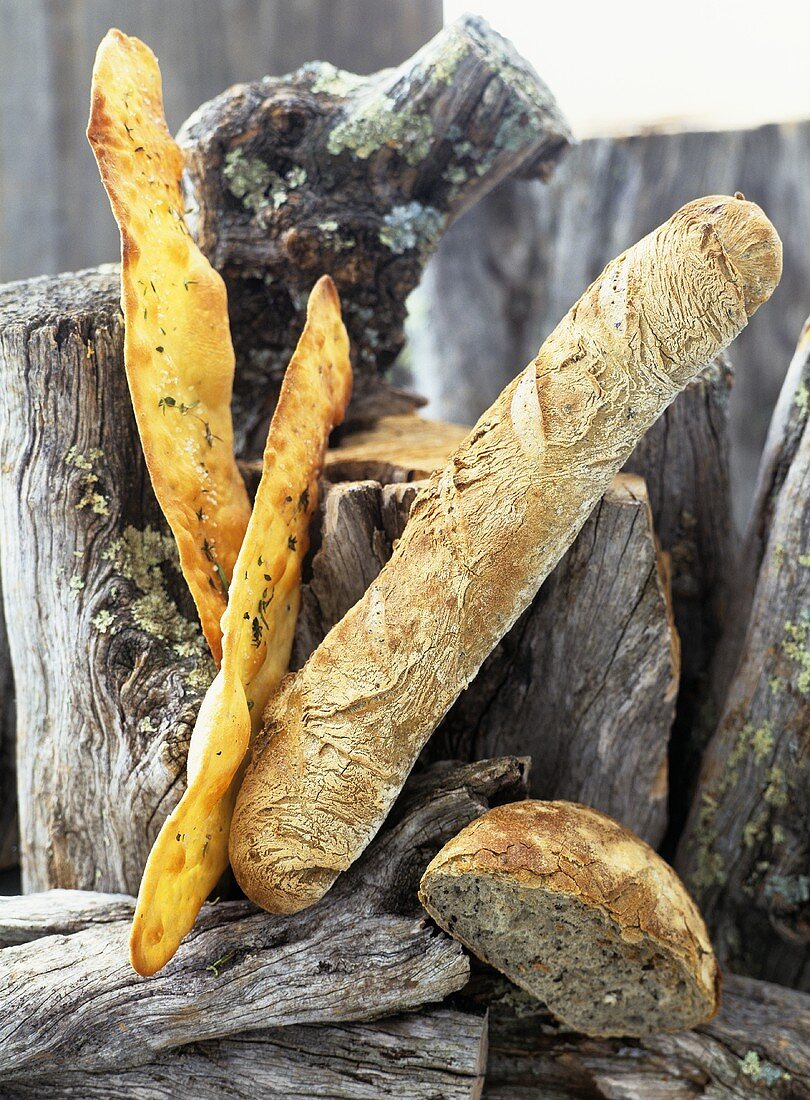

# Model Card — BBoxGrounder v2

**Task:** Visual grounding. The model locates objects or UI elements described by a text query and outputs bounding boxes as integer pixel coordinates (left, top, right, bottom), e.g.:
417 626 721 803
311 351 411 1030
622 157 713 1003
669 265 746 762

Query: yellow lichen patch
87 30 251 663
130 277 352 976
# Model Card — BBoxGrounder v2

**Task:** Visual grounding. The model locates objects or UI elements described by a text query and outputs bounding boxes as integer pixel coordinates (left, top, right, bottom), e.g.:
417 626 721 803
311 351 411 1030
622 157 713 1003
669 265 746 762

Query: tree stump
178 14 572 451
0 269 214 894
623 354 736 841
0 582 16 871
677 320 810 990
292 432 679 847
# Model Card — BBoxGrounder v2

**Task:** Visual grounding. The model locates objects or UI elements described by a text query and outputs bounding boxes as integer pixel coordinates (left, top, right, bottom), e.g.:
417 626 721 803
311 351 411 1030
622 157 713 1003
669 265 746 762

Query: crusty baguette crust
418 799 720 1027
231 195 782 914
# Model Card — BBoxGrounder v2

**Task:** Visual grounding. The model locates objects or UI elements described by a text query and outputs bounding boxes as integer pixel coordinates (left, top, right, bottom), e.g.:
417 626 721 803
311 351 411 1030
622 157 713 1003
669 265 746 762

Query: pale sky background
445 0 810 137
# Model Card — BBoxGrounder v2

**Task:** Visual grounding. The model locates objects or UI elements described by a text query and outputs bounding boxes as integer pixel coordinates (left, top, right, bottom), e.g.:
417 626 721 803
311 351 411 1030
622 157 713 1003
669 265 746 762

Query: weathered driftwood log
0 757 524 1081
714 318 810 699
409 121 810 521
623 355 736 835
676 322 810 990
0 888 135 948
472 970 808 1099
178 14 571 450
0 268 215 894
0 581 16 870
1 1008 487 1100
293 434 678 846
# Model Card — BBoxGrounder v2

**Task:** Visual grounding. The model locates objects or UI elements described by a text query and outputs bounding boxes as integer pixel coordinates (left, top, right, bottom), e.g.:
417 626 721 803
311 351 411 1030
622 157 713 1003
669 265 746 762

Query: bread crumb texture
420 800 720 1037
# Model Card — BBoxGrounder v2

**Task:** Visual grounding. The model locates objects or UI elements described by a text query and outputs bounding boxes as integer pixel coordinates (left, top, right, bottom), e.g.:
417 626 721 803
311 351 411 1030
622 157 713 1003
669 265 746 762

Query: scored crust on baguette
230 195 782 917
418 800 720 1038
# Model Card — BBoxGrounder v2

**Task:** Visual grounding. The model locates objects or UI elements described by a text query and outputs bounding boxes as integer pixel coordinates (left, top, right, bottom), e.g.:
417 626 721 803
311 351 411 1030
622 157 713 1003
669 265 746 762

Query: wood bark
0 579 16 871
0 268 215 894
293 458 678 847
713 318 810 700
0 0 443 284
0 1008 487 1100
623 355 736 840
178 14 571 451
0 756 524 1082
408 122 810 524
676 322 810 990
470 970 808 1099
428 473 678 848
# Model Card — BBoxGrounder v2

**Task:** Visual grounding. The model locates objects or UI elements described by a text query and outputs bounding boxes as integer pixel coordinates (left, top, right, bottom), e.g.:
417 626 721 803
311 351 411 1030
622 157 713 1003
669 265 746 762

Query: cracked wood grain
676 319 810 990
0 757 524 1082
0 267 214 894
623 354 735 837
0 576 16 871
472 969 808 1099
1 1008 487 1100
178 14 571 452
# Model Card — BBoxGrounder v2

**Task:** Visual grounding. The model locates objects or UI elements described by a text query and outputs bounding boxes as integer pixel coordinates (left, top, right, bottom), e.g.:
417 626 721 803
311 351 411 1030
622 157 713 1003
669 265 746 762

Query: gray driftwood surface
0 582 15 870
624 355 736 833
474 970 808 1099
0 757 524 1084
408 121 810 523
677 320 810 991
0 268 214 894
178 14 571 450
293 461 678 847
1 1009 487 1100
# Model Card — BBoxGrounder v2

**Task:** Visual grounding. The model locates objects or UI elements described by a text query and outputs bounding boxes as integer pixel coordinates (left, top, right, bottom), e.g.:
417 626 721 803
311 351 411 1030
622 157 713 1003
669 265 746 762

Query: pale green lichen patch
66 447 110 516
223 149 273 213
798 553 810 567
327 99 434 165
101 525 213 685
304 61 367 97
795 382 809 417
782 611 810 693
92 608 115 634
68 574 85 595
318 219 339 232
379 202 444 254
750 721 775 764
763 765 789 808
223 151 306 214
137 716 155 733
688 719 781 893
764 872 809 906
739 1049 791 1085
415 24 469 85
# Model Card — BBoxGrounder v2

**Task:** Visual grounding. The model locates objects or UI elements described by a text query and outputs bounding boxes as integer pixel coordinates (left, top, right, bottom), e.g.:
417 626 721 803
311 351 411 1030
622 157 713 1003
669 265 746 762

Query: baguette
231 195 782 915
418 800 719 1038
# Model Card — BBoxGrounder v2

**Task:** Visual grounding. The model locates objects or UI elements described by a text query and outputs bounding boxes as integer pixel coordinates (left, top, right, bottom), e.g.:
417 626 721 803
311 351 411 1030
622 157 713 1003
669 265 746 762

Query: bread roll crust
231 196 781 915
419 800 720 1034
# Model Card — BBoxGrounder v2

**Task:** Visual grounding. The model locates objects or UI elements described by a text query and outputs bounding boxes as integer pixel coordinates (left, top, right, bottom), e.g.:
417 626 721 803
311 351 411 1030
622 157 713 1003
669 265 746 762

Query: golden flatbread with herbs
87 28 251 663
130 276 352 976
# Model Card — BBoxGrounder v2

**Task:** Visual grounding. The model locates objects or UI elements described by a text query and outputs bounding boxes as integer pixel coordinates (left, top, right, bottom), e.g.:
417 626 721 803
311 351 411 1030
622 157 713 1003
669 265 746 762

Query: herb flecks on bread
419 800 720 1038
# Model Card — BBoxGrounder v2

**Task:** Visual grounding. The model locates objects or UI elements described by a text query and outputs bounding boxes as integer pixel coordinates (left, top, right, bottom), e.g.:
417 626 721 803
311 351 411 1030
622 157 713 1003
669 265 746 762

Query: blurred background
1 0 809 522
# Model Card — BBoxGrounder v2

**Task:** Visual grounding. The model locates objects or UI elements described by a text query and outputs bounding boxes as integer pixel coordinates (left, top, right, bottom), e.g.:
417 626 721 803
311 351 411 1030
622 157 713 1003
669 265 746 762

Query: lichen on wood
677 318 810 990
0 267 213 893
177 14 571 455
